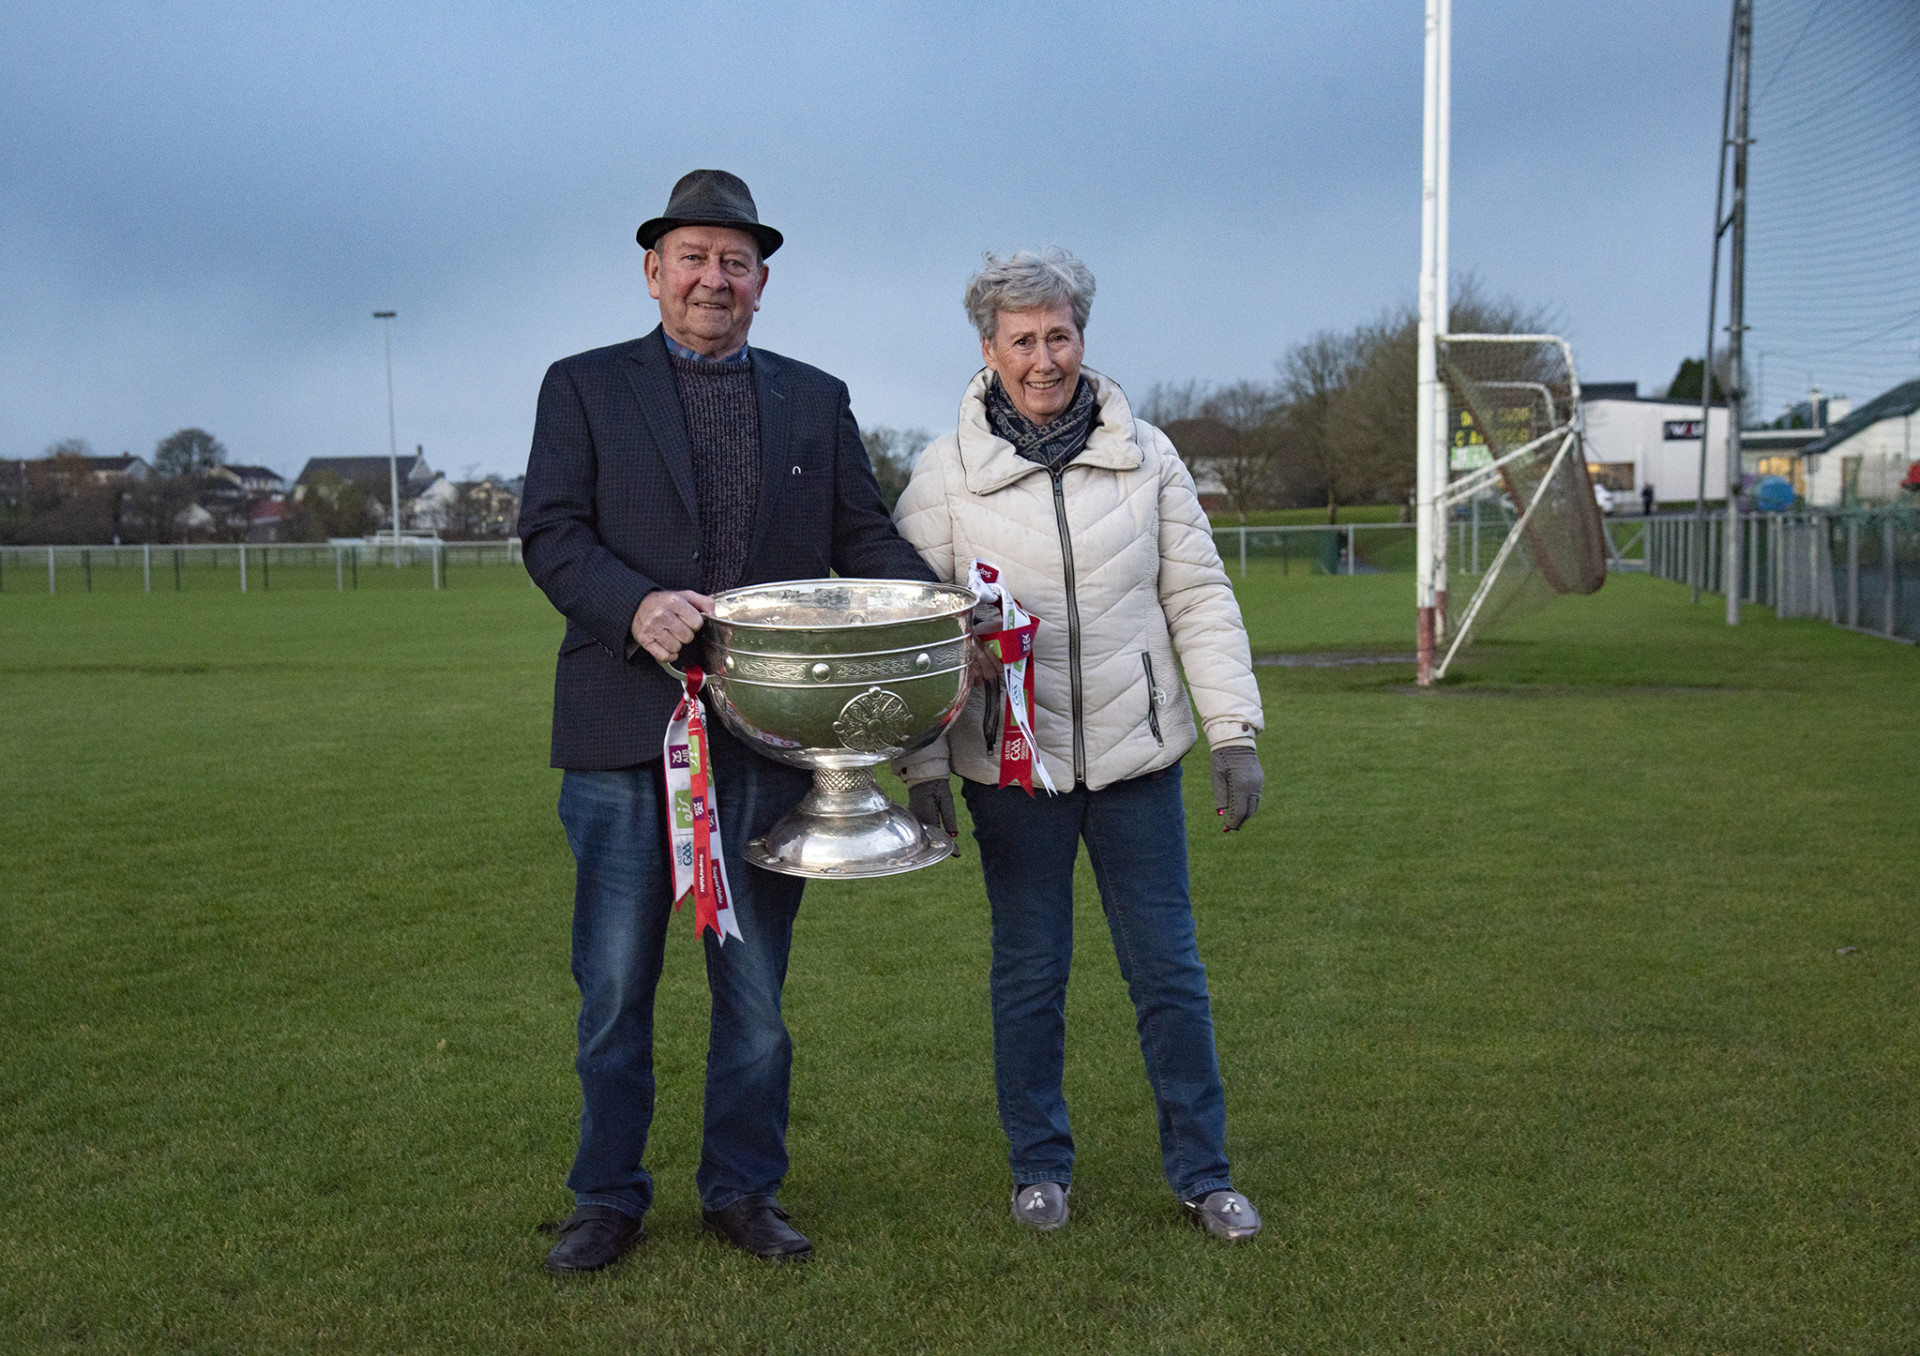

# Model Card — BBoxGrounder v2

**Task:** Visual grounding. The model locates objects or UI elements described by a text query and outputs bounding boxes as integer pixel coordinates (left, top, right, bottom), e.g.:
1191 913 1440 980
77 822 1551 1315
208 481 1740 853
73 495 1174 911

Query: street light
373 310 401 565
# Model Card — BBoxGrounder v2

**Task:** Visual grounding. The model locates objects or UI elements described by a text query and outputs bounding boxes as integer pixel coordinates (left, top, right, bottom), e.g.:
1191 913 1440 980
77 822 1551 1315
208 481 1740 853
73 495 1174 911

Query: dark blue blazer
520 325 935 770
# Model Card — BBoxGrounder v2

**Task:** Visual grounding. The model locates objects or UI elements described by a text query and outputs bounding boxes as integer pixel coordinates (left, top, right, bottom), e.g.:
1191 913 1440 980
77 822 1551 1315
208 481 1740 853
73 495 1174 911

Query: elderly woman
892 249 1267 1241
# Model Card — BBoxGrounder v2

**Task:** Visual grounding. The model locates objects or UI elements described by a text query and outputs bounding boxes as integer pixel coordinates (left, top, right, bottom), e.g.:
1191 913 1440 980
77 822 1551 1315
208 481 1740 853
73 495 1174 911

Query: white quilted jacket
892 367 1262 792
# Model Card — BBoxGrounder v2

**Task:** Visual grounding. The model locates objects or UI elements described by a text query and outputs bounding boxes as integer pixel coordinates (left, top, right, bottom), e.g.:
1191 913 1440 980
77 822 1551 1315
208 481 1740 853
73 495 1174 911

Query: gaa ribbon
663 667 743 945
968 559 1058 795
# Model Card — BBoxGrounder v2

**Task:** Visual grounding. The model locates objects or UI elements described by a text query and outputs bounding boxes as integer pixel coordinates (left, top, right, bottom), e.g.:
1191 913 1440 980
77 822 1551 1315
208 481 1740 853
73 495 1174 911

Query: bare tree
1200 381 1285 522
1145 380 1287 521
1137 380 1208 426
860 426 933 510
1279 279 1556 522
1278 330 1367 522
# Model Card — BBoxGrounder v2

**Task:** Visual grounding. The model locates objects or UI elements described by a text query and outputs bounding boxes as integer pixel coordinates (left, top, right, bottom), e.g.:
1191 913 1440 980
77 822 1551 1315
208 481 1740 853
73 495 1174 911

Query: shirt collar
662 330 750 365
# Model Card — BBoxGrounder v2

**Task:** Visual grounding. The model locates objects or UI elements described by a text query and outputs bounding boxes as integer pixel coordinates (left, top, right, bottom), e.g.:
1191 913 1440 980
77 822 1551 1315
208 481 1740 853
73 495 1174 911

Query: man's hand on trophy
632 589 716 663
907 777 961 856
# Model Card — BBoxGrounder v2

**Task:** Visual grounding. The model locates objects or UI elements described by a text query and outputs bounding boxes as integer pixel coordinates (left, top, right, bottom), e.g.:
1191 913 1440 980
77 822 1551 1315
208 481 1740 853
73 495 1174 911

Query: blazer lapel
746 351 792 565
623 326 699 523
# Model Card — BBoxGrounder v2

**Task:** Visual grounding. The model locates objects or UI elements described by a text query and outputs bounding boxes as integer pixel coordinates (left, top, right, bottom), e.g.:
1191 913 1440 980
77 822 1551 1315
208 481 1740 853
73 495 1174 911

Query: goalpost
1416 0 1606 685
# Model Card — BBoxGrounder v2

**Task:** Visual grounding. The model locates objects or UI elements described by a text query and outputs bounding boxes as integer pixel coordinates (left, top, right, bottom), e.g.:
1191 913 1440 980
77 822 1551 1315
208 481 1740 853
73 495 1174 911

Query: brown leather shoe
543 1204 645 1273
702 1194 812 1261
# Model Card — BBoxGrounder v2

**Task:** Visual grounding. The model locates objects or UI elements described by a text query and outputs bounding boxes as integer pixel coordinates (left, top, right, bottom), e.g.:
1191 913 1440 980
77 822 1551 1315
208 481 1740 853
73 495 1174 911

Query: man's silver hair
963 248 1095 342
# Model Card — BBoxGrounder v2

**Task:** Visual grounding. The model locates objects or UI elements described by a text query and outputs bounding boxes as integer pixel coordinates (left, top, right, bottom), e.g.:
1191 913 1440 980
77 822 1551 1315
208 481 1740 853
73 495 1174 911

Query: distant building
1 454 152 488
293 453 437 498
1157 417 1240 514
450 477 522 538
406 474 459 532
82 454 153 483
0 453 151 503
1580 383 1733 504
293 452 444 530
1800 377 1920 506
211 464 287 496
247 499 292 542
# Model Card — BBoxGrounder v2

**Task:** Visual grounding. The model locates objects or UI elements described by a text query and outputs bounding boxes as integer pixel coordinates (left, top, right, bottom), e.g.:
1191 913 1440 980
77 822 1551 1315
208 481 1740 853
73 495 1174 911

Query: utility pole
1723 0 1752 625
374 310 401 566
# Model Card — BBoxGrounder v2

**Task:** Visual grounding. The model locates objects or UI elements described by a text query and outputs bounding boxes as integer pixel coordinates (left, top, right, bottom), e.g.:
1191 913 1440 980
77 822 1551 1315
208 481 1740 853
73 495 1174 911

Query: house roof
295 455 432 487
1802 377 1920 455
224 463 284 480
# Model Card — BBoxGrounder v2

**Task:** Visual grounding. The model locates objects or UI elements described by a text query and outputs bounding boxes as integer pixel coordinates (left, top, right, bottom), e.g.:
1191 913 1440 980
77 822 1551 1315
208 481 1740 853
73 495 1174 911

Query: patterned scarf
984 373 1099 474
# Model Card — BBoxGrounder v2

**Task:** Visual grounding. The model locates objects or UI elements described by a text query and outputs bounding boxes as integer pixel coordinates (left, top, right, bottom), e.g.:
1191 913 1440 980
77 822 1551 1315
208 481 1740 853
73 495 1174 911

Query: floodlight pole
1415 0 1445 685
1722 0 1752 626
1692 3 1734 606
374 310 401 567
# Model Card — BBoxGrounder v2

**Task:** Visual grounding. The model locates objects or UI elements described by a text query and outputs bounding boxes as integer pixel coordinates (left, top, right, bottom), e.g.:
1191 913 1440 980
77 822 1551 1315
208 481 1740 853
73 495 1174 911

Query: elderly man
519 169 933 1272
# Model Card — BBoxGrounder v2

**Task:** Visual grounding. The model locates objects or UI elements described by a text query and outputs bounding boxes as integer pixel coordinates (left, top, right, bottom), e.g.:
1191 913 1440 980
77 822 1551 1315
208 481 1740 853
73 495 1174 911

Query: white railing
0 540 526 594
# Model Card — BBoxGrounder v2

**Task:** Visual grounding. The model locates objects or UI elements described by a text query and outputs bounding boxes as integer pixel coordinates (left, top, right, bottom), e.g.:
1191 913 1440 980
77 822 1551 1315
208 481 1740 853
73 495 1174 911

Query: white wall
1581 399 1732 502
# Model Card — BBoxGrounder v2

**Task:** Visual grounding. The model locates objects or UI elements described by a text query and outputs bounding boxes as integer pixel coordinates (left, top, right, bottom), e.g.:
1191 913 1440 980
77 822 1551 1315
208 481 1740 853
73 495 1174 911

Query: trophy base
744 767 954 879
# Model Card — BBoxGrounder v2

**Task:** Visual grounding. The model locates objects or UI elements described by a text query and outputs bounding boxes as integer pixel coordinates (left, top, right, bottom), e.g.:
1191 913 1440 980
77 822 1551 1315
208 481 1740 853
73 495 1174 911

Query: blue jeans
962 766 1233 1201
557 722 813 1218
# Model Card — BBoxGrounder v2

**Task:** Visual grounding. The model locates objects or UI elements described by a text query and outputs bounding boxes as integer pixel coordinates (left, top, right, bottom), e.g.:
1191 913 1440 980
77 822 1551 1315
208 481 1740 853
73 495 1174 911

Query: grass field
3 568 1916 1353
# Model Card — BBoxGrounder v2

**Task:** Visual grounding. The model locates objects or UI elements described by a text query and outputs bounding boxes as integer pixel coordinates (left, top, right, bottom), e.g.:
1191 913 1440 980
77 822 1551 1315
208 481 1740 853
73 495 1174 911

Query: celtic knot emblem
833 687 913 753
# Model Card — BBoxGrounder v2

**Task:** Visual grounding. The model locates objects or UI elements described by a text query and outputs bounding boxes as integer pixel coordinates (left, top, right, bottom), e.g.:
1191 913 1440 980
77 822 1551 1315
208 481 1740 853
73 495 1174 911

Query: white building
405 474 460 531
1800 377 1920 506
1579 383 1732 505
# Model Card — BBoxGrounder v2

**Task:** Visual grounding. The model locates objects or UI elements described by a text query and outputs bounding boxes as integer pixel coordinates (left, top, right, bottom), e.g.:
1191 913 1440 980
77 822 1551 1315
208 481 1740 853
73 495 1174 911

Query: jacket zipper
1049 468 1086 784
1142 653 1164 744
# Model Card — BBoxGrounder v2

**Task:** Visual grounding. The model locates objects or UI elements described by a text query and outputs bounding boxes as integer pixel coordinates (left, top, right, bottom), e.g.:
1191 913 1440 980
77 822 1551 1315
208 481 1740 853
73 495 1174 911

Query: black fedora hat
637 169 783 258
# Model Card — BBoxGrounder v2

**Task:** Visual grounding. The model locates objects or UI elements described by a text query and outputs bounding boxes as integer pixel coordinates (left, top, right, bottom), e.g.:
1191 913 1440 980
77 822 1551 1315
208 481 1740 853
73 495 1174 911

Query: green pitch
2 569 1914 1353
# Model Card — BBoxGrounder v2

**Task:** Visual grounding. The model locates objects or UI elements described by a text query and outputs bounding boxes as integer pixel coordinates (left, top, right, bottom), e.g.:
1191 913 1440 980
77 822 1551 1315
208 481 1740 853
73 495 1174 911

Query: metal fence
1208 522 1418 576
1641 508 1919 643
0 540 527 594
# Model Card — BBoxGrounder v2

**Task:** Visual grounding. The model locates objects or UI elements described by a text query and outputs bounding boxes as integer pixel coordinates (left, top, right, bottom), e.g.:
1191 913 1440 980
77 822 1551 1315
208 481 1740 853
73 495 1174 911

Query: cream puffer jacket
892 367 1262 792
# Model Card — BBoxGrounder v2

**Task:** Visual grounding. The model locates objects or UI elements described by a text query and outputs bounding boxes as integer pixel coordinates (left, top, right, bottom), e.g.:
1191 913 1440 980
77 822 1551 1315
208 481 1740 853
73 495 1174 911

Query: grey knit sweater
669 352 761 595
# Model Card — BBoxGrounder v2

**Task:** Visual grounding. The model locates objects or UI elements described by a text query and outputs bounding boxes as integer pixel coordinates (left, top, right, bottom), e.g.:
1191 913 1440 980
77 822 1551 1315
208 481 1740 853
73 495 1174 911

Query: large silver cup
676 578 977 879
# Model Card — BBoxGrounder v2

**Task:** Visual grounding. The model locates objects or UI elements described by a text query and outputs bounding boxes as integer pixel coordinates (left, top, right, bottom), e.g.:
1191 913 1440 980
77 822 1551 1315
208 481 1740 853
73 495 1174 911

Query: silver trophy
669 578 977 879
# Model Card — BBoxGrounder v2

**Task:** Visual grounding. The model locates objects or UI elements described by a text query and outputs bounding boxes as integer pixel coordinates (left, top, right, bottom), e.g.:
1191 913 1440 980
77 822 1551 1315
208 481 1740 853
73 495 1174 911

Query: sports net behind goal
1435 334 1607 676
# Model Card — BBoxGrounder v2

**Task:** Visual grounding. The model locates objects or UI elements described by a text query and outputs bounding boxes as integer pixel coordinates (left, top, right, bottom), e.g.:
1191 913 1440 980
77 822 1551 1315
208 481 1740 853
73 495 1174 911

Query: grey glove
907 778 961 855
1210 746 1263 832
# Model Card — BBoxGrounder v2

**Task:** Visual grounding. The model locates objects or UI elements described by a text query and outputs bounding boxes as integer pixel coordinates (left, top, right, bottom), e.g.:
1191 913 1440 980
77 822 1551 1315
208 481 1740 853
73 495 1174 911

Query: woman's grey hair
963 248 1096 342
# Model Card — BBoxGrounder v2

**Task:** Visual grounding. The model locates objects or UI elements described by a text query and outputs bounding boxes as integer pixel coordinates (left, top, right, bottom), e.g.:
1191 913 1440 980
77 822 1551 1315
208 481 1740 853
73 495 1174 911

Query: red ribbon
979 622 1040 792
665 666 739 943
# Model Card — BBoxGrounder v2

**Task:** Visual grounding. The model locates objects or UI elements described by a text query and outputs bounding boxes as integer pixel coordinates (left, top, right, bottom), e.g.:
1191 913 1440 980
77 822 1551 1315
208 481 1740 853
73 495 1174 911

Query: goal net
1435 333 1607 678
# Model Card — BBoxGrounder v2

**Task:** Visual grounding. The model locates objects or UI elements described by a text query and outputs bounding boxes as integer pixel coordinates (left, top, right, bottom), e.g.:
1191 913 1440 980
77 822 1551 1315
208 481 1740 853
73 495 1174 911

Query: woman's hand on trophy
1210 745 1264 832
632 588 716 663
966 636 1003 689
907 777 961 856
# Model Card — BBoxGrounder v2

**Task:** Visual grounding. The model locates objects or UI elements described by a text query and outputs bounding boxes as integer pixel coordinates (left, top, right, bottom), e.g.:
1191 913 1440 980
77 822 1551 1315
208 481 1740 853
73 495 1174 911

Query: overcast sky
1 1 1733 480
